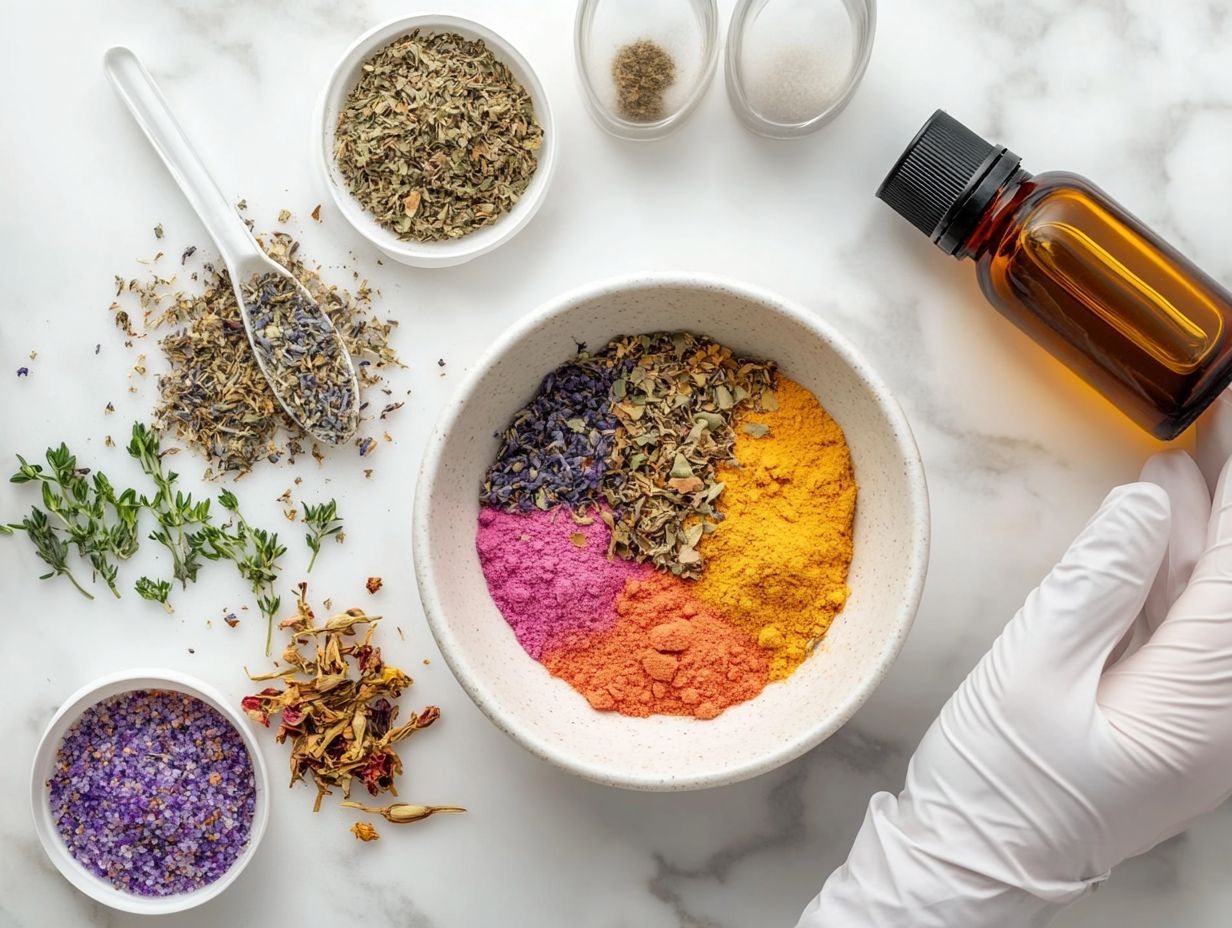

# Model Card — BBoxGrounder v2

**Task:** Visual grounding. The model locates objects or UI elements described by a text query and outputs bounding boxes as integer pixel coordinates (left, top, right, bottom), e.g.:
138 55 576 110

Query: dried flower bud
342 801 465 824
350 821 380 841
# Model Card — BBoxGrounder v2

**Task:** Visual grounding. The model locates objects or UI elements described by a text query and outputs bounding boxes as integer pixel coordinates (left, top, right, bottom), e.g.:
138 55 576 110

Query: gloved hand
799 400 1232 928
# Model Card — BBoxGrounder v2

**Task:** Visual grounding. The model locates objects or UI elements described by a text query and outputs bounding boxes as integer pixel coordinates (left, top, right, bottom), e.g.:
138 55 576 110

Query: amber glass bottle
877 110 1232 440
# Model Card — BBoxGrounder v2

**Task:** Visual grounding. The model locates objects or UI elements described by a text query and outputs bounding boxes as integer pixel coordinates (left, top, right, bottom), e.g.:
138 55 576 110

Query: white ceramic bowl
414 275 929 790
313 15 557 268
30 669 270 914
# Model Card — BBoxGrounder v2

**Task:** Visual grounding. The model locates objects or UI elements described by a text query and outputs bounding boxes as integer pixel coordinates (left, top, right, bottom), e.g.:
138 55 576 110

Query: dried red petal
240 696 270 727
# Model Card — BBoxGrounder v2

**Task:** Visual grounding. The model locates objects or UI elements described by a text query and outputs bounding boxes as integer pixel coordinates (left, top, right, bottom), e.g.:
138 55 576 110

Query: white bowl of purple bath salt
30 669 269 914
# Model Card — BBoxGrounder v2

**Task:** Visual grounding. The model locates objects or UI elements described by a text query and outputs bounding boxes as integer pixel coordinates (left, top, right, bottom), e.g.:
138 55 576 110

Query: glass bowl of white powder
725 0 876 139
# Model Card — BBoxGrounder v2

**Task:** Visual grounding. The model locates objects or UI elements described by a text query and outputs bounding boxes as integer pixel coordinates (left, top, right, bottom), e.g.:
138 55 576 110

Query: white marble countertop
4 1 1232 925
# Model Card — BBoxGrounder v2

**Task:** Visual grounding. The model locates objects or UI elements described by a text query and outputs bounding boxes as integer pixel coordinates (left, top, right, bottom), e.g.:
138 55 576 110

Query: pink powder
476 505 650 658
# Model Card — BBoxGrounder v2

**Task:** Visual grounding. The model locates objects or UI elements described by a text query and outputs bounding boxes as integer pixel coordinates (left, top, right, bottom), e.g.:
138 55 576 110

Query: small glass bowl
726 0 876 139
575 0 719 140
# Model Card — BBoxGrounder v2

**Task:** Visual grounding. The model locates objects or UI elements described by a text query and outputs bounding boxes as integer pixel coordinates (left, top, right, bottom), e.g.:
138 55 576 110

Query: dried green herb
599 332 776 577
612 39 677 122
333 30 543 242
243 584 450 813
113 232 402 476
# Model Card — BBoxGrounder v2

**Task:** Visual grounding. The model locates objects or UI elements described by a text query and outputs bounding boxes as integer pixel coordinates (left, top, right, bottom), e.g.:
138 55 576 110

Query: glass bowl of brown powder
575 0 720 140
314 15 557 268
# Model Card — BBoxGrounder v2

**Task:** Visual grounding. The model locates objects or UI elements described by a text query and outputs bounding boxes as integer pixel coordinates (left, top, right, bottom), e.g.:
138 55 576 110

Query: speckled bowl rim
413 273 930 790
29 669 270 914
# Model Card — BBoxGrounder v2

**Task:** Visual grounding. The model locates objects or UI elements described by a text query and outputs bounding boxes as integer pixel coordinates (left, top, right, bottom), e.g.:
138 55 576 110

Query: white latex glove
799 408 1232 928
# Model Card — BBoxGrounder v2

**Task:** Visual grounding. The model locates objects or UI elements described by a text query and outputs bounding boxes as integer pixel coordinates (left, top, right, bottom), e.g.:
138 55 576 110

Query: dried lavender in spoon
239 272 359 445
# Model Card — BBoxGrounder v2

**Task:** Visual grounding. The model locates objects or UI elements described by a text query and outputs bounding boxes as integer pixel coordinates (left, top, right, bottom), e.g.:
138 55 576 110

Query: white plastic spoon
103 45 359 444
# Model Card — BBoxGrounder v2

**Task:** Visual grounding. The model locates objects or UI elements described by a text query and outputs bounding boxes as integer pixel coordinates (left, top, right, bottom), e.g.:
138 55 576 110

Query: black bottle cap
876 110 1022 256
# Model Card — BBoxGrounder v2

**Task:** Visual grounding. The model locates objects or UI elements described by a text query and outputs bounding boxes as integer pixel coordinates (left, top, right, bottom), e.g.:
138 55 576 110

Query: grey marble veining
2 1 1231 926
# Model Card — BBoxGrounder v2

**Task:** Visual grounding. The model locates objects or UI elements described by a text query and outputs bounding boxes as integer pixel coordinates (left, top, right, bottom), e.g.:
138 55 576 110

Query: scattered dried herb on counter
612 39 677 122
333 30 543 242
351 821 381 841
238 272 358 445
48 689 255 896
111 231 403 477
243 585 453 814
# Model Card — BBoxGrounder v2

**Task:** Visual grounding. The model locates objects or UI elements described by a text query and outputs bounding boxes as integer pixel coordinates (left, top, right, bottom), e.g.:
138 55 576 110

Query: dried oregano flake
600 333 776 577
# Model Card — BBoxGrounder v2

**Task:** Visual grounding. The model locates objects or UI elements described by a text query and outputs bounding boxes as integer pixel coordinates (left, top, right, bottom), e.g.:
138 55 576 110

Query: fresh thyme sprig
128 424 212 590
3 424 311 645
211 489 286 655
1 507 91 598
135 576 173 612
302 498 343 572
4 443 142 599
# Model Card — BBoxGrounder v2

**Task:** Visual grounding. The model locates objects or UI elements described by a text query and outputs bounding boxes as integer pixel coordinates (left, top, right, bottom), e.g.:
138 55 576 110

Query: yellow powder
694 377 856 680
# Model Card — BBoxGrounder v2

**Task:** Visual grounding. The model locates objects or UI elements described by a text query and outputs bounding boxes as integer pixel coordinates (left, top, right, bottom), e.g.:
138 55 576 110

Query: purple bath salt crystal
476 505 651 658
47 689 256 896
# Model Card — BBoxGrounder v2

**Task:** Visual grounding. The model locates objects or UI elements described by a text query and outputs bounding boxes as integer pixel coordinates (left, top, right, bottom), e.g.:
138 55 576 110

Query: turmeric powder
694 377 856 680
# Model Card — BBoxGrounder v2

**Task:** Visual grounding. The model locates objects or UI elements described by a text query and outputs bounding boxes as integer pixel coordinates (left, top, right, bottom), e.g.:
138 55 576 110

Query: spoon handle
103 46 260 271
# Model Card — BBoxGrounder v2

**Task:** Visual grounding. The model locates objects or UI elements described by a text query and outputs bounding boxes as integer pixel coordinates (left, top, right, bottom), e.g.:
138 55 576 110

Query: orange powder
694 377 857 680
542 573 769 720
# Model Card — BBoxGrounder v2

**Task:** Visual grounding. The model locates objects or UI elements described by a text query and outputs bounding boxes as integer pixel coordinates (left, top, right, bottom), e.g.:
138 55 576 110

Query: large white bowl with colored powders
29 669 270 914
414 275 929 790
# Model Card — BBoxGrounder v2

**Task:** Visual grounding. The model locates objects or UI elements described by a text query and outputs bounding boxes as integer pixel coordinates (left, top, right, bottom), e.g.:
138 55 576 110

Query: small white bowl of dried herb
314 15 556 268
30 669 270 914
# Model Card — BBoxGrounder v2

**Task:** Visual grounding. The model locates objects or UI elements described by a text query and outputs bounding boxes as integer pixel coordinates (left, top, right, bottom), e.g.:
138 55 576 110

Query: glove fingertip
1100 482 1171 536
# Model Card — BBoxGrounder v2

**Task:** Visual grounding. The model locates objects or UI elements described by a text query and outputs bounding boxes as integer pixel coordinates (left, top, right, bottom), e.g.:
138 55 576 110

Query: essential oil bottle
877 110 1232 440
